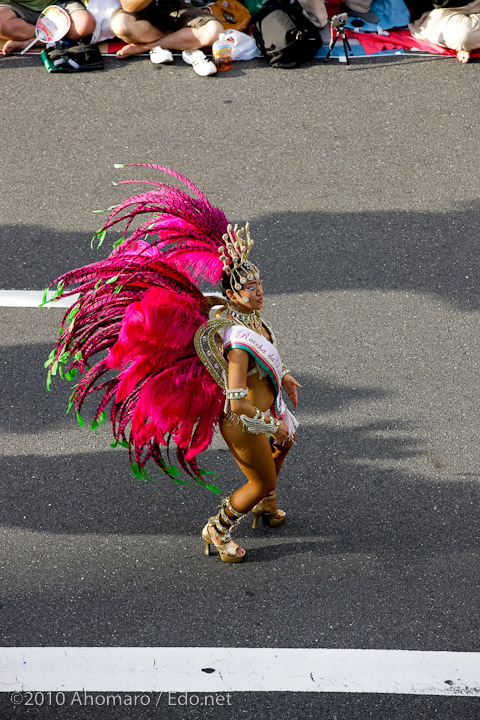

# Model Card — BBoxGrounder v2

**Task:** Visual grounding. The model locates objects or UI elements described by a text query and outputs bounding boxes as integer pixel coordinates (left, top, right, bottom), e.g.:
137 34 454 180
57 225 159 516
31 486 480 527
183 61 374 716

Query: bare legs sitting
0 2 95 55
109 2 222 59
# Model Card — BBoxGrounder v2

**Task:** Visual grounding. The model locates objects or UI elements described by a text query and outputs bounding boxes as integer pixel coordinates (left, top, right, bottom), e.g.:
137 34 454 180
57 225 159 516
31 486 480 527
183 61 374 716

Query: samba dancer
45 164 300 564
197 225 300 562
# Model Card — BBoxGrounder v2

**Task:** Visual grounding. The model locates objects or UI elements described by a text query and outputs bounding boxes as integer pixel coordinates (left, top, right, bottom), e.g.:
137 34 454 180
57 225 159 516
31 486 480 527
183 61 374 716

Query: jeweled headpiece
218 223 260 292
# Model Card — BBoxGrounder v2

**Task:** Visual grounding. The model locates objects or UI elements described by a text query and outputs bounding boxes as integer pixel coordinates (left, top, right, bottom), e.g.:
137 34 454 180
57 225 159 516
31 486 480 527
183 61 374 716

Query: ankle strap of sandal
209 496 246 540
224 497 245 518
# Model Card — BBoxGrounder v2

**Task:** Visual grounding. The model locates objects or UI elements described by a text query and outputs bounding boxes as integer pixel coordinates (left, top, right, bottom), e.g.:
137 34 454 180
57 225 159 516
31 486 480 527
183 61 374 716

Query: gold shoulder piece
194 318 232 388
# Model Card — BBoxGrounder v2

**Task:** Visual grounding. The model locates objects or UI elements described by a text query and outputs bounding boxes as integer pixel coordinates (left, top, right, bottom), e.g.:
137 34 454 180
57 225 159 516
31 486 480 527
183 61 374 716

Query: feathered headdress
44 164 256 492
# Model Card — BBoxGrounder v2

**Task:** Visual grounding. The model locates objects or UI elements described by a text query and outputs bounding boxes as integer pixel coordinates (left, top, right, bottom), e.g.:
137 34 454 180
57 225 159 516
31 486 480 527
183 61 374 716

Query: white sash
224 325 298 436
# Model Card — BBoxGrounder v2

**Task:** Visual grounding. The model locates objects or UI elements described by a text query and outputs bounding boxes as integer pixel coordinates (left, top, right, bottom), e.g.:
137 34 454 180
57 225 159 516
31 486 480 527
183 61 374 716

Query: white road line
0 291 223 308
0 290 78 308
1 648 479 695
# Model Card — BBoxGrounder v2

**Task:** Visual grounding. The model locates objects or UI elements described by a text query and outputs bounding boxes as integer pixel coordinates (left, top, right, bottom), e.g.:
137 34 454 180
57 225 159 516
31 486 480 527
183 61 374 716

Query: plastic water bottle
212 33 233 71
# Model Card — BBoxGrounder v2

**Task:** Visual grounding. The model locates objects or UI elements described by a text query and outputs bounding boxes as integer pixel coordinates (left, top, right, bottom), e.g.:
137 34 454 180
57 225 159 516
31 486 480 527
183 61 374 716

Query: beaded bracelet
226 387 249 400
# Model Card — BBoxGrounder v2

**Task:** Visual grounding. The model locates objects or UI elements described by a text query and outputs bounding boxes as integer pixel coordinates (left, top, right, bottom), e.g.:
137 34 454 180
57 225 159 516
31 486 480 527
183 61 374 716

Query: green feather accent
39 286 50 307
53 280 64 300
205 483 221 494
112 236 125 249
67 388 77 414
111 438 129 449
64 368 78 382
91 228 107 250
114 163 125 169
66 306 80 323
92 205 118 215
44 349 56 369
91 411 106 432
75 410 84 427
132 463 151 482
164 465 180 478
195 468 221 494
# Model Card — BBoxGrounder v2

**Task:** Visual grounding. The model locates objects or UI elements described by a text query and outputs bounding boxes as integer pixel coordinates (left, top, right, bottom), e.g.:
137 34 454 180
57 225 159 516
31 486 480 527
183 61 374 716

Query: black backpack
252 0 322 69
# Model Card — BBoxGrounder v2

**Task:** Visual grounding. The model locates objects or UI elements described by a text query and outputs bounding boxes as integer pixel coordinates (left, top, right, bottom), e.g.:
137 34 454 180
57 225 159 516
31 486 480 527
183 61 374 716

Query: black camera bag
252 0 322 68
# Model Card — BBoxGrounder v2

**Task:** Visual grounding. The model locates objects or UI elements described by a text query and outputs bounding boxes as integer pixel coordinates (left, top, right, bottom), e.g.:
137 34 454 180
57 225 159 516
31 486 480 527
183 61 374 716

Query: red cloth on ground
107 40 126 52
350 27 480 56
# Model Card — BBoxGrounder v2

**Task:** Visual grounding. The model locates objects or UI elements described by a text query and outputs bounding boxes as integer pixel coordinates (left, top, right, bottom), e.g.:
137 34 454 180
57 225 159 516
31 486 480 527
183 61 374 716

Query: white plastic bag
87 0 121 43
223 28 261 60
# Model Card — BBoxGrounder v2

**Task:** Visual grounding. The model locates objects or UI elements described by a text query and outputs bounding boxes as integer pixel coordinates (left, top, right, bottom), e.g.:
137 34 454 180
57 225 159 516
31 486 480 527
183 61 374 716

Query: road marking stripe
0 290 77 308
1 648 479 695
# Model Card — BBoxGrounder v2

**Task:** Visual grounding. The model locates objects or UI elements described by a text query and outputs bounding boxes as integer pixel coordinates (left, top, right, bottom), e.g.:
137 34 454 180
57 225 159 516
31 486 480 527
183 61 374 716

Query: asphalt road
1 50 479 718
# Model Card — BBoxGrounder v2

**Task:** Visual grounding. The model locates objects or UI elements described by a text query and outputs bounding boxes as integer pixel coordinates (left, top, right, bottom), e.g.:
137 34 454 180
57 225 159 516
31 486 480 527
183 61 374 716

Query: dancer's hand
272 421 289 443
282 374 301 409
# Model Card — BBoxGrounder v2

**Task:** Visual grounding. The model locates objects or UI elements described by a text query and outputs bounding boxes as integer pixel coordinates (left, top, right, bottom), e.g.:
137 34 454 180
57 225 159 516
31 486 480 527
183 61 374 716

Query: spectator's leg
0 6 36 54
343 0 378 25
296 0 328 27
296 0 330 43
157 18 222 51
110 10 165 57
67 7 96 41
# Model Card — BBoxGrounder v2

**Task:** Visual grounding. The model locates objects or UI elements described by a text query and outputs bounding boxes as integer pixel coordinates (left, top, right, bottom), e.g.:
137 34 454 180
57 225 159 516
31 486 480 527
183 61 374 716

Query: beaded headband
218 223 260 292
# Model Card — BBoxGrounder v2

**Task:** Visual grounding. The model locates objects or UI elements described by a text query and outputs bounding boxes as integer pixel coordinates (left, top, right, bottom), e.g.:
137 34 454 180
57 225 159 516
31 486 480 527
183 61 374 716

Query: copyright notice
10 691 233 708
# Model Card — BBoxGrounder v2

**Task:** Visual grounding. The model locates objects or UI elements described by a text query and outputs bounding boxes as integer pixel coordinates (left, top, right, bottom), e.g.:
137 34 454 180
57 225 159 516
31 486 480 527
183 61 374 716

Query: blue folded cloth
345 0 410 31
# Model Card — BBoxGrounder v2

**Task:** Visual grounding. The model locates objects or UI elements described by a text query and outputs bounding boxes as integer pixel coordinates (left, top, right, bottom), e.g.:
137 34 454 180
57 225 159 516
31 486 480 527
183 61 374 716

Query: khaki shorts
0 0 85 25
111 1 218 32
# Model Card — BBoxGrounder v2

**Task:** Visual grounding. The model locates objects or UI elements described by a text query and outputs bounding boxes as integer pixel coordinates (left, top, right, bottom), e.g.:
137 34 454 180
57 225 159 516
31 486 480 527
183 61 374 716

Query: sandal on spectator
181 49 217 76
150 46 173 64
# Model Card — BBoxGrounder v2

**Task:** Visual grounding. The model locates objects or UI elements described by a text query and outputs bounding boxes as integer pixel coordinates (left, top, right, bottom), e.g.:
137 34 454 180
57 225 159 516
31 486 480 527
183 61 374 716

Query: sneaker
181 49 217 77
150 45 173 64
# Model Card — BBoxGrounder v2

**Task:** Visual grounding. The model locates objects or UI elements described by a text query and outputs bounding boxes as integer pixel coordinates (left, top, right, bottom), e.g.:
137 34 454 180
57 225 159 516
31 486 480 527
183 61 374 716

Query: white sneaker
181 49 217 77
150 46 173 64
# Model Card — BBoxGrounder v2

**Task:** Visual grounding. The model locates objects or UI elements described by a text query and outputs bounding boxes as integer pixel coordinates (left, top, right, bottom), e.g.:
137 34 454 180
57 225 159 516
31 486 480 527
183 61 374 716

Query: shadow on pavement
1 203 478 308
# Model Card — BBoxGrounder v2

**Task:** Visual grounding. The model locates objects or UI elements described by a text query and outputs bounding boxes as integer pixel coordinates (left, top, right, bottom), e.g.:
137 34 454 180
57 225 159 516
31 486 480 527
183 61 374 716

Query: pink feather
46 165 231 488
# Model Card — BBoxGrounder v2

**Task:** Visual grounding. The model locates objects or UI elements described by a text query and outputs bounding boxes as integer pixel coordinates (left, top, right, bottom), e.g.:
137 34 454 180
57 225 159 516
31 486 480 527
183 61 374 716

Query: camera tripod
324 16 354 66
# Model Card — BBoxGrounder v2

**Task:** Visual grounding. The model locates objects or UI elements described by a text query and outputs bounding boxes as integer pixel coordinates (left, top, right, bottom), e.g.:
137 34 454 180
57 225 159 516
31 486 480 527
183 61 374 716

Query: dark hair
220 269 231 297
220 263 249 297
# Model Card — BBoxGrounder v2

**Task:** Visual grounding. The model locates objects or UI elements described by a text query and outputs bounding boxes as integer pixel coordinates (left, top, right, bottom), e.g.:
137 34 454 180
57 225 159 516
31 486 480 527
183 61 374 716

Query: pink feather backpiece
44 165 230 492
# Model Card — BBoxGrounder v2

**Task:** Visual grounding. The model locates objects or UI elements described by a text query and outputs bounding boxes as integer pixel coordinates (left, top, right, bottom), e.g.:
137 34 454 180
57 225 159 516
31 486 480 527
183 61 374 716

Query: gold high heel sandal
202 497 246 563
252 490 286 529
